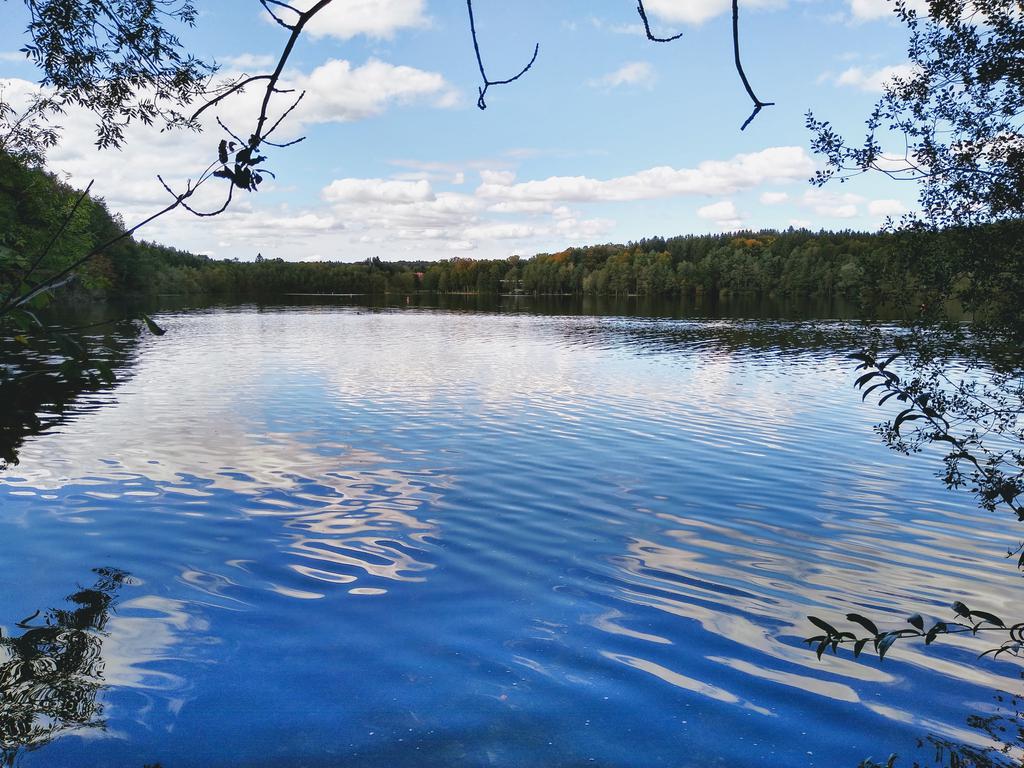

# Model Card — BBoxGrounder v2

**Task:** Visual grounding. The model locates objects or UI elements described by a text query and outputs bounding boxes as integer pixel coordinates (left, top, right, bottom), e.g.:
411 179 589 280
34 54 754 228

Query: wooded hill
1 149 904 303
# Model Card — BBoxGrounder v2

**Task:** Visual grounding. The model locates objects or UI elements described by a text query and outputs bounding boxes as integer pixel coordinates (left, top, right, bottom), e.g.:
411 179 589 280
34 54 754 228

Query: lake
1 297 1021 767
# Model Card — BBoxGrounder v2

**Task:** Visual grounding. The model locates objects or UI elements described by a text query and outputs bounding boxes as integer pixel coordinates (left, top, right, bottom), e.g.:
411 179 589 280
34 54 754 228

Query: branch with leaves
850 349 1023 526
806 345 1024 665
806 601 1023 662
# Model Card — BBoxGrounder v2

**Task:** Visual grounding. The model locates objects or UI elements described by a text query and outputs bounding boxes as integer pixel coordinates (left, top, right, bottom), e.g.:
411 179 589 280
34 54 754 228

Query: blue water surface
1 302 1021 767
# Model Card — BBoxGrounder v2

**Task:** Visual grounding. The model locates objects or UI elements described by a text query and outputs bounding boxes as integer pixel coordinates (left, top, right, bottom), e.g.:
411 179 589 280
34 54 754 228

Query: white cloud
287 59 459 127
0 54 459 253
323 178 434 203
487 201 556 214
220 53 277 71
847 0 927 21
463 223 539 240
697 200 743 229
835 63 916 92
588 62 656 89
553 217 616 238
287 0 428 40
760 191 789 205
642 0 785 26
802 189 863 218
475 147 814 203
0 51 27 63
479 170 516 186
868 198 906 217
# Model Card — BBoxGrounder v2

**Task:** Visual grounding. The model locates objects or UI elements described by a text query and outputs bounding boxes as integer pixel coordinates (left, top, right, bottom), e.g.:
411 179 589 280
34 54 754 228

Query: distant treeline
3 149 906 303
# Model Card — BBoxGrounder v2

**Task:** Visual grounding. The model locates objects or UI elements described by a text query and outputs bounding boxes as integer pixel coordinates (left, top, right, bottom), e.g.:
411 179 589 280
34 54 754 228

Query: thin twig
259 0 297 29
191 75 273 122
466 0 539 110
636 0 682 42
732 0 774 130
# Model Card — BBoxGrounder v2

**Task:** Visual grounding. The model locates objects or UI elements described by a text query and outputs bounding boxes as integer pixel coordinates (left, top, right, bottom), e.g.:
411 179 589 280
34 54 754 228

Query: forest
2 148 911 305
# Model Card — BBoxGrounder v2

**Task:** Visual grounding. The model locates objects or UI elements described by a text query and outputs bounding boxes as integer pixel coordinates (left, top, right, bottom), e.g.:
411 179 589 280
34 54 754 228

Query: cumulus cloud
0 53 459 253
847 0 927 21
835 63 916 92
287 0 428 39
868 198 906 217
323 178 435 203
479 170 517 186
463 223 539 240
642 0 785 26
588 62 656 89
287 59 459 127
315 171 615 252
475 147 814 203
697 200 744 229
802 189 863 218
760 191 789 205
487 201 557 214
220 53 277 71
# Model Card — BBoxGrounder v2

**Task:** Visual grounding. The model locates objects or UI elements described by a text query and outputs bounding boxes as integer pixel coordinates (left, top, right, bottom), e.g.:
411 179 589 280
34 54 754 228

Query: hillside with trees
2 148 913 306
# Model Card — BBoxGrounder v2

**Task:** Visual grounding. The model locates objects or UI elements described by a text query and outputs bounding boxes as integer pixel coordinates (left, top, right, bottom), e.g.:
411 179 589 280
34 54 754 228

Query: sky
0 0 922 262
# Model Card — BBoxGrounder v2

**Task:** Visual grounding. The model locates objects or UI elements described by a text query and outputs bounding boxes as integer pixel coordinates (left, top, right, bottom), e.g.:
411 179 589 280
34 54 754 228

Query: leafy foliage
808 0 1024 228
806 0 1024 673
16 0 214 148
851 348 1023 522
805 601 1023 662
0 89 61 166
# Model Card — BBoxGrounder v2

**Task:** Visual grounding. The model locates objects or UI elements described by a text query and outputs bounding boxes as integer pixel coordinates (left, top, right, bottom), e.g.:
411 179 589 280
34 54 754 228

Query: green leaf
808 616 838 636
141 314 166 336
855 371 882 388
846 613 879 636
816 638 829 660
925 621 946 645
878 353 900 370
29 292 52 310
877 632 898 660
862 382 888 401
951 601 971 619
969 610 1005 628
907 614 924 631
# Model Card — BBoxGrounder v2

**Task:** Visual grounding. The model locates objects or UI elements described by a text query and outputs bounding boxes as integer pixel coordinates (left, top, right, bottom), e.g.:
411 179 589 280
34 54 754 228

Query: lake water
2 298 1022 767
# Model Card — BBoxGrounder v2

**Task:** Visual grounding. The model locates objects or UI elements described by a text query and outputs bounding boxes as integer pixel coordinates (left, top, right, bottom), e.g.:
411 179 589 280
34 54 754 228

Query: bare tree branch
466 0 540 110
733 0 775 130
191 75 273 123
636 0 682 42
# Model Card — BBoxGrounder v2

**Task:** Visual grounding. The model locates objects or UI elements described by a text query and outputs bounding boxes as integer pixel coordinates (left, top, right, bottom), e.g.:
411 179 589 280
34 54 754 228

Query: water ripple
1 304 1021 767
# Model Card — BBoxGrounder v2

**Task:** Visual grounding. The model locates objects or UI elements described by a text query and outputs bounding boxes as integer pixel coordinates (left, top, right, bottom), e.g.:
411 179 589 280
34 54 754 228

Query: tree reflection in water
0 567 130 767
860 681 1024 768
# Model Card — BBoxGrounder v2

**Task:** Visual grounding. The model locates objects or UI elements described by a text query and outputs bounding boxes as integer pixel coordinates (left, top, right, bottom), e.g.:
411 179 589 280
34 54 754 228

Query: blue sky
0 0 920 261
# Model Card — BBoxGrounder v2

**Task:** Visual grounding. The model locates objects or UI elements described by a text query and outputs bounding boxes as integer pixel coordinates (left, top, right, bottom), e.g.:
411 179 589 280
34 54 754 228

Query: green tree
806 0 1024 663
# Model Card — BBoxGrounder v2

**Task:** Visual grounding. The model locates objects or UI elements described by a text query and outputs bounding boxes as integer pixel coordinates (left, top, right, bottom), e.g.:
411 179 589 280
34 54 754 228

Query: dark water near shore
1 296 1021 767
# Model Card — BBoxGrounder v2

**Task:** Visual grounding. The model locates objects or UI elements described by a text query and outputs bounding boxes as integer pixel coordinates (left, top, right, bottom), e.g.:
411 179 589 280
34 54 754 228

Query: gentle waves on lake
1 302 1022 767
